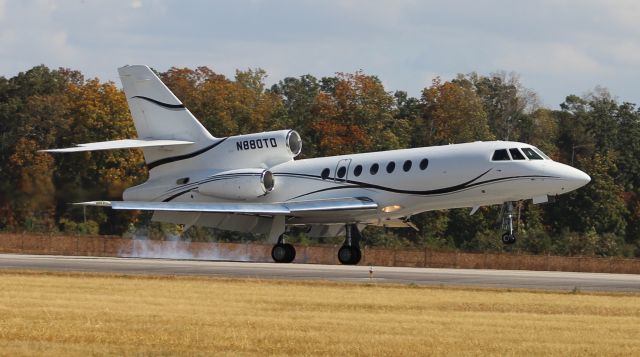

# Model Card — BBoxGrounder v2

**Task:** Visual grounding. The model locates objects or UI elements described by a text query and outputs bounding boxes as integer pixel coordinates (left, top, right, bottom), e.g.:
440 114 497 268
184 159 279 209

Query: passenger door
334 159 352 182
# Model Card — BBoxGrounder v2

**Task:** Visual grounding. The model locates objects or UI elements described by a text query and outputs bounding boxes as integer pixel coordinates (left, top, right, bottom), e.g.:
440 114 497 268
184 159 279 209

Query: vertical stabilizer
118 65 217 177
118 65 215 141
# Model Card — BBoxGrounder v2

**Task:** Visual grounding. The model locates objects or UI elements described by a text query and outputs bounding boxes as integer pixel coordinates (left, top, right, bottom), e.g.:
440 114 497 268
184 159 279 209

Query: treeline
1 65 639 257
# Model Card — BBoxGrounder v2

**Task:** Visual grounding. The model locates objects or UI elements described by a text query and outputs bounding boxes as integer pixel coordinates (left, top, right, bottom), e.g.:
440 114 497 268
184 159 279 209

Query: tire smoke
119 235 250 261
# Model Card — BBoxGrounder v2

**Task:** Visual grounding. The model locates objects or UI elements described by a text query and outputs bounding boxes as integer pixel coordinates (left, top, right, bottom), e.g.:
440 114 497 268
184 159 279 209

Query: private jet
42 65 591 265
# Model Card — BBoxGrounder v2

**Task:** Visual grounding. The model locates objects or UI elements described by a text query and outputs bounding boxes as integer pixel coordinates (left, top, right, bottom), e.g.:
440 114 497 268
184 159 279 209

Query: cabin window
386 161 396 173
321 168 330 179
419 158 429 170
353 164 363 177
509 148 526 160
176 177 190 185
521 148 543 160
337 166 347 178
403 160 412 172
492 149 510 161
370 163 379 175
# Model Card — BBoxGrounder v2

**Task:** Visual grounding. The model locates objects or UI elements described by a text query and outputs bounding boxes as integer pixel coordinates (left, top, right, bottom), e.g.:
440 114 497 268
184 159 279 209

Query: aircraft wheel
501 233 516 245
272 243 296 263
283 243 296 263
338 245 361 265
351 248 362 265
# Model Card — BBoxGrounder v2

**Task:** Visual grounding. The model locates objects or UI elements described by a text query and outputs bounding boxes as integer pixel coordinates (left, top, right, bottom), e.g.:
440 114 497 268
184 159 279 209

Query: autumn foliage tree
56 78 146 234
161 67 282 137
309 71 407 156
0 66 70 230
420 78 493 145
7 138 56 230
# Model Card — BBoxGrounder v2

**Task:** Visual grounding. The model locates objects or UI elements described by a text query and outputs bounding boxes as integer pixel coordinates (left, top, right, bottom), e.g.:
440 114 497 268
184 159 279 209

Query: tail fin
118 65 215 141
118 65 219 176
42 65 220 179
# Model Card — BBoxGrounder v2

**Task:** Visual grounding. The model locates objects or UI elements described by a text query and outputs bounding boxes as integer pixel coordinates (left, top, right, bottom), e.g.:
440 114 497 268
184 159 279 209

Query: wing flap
75 197 378 216
285 197 377 213
372 218 419 230
76 201 290 215
40 139 194 153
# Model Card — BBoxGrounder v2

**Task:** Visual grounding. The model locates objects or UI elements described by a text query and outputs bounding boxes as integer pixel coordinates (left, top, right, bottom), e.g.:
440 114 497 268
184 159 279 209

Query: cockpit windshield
509 148 526 160
532 147 551 160
492 149 510 161
521 148 543 160
492 147 551 161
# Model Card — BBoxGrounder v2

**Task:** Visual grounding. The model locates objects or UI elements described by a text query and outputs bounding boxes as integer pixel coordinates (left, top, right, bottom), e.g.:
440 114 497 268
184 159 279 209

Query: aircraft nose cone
578 170 591 186
547 162 591 194
567 167 591 189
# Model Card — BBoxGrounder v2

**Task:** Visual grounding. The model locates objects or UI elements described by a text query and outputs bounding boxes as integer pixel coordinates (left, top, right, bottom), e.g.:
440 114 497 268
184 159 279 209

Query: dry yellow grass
0 271 638 356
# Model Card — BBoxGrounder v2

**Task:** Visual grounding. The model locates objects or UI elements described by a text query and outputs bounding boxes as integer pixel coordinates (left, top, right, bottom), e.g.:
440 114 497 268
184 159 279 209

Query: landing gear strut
338 225 362 265
500 201 517 245
271 235 296 263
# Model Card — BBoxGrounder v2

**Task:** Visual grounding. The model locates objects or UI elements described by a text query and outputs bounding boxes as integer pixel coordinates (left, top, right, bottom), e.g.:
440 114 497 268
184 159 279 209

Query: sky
0 0 638 107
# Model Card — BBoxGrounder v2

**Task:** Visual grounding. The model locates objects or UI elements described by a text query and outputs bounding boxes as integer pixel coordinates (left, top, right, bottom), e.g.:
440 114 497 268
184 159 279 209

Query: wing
40 139 194 153
75 197 378 216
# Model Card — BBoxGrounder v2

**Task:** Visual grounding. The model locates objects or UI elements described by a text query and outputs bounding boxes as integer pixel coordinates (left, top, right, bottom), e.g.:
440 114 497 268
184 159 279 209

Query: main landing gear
338 225 362 265
270 225 364 265
271 235 296 263
500 201 517 245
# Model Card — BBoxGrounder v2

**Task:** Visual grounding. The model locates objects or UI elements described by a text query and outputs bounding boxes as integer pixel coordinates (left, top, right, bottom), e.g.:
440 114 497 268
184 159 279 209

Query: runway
0 253 638 292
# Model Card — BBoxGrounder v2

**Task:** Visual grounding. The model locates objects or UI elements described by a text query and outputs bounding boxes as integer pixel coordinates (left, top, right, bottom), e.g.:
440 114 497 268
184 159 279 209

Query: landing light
381 205 402 213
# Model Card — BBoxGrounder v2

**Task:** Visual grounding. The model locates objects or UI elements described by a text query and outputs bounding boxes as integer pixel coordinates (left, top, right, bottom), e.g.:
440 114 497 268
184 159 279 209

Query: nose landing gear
500 201 517 245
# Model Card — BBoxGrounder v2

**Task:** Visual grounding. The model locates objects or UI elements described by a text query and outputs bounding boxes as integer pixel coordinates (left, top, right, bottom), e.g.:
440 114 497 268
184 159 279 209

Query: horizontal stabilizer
75 197 378 216
40 139 194 153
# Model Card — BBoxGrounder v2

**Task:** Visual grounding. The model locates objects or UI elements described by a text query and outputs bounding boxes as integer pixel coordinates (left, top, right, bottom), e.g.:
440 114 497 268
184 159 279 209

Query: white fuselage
124 140 590 226
45 65 592 259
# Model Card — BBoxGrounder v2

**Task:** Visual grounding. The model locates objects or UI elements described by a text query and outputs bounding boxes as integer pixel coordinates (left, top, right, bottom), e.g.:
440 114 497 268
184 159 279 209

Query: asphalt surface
0 253 638 292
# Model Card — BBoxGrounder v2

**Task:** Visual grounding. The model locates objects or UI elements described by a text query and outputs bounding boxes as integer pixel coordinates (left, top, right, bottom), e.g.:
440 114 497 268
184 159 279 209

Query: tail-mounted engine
220 129 302 168
197 169 275 200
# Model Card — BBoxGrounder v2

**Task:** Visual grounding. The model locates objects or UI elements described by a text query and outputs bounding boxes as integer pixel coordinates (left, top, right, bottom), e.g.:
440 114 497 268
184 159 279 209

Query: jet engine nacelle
197 169 275 200
224 129 302 168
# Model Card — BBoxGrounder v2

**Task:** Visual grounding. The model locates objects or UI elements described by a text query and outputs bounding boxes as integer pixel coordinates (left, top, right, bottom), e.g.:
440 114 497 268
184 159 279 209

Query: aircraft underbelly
152 211 273 235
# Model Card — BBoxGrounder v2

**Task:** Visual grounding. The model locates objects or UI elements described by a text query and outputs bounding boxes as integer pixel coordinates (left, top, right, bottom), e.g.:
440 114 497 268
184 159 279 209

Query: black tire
351 248 362 265
509 234 517 245
338 245 353 264
338 245 361 265
501 233 511 245
271 244 289 263
283 243 296 263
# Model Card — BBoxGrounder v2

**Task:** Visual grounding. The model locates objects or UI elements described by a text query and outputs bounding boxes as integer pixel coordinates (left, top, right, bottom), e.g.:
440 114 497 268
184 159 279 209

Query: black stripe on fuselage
163 170 488 201
161 172 263 201
275 170 556 200
279 169 488 199
132 96 186 109
160 169 555 204
147 137 229 170
162 188 195 202
164 172 263 194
